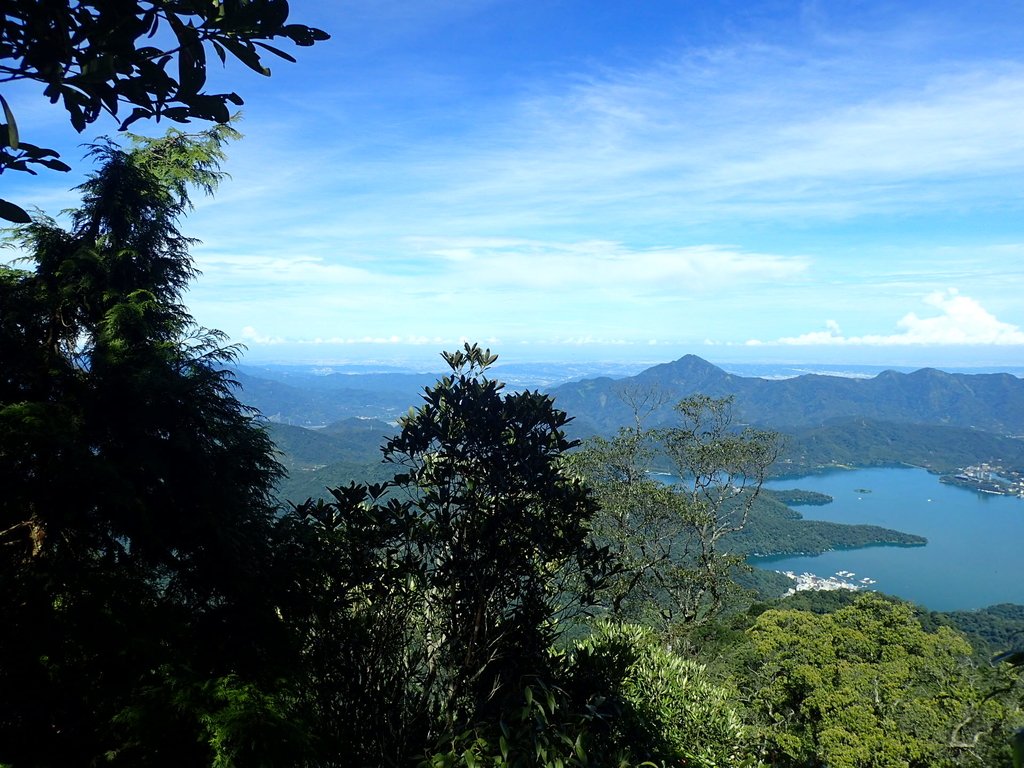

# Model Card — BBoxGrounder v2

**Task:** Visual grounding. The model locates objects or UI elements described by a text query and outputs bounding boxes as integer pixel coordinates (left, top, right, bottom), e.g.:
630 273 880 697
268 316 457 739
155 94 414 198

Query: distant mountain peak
548 354 1024 436
678 353 722 368
648 354 728 378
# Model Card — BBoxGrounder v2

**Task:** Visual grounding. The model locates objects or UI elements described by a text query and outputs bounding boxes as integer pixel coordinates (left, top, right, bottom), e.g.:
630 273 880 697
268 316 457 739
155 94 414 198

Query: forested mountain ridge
777 417 1024 475
267 418 397 503
253 357 1024 495
550 354 1024 436
235 369 438 426
240 355 1024 440
269 421 927 566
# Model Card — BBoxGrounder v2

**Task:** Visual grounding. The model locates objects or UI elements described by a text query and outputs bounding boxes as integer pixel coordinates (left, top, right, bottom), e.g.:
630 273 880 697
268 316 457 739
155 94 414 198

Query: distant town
940 463 1024 498
779 569 878 595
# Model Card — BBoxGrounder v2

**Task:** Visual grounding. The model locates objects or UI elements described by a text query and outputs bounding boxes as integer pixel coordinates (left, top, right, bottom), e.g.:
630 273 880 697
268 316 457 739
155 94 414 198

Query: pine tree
0 127 291 765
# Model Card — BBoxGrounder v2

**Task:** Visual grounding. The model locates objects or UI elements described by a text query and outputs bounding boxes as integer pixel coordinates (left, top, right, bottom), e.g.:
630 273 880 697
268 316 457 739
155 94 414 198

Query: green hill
267 418 397 504
550 354 1024 437
775 418 1024 476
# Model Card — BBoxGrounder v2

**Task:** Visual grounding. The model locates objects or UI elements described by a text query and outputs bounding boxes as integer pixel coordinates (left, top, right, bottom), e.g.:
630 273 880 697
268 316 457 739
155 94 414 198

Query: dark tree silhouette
0 127 293 765
0 0 328 220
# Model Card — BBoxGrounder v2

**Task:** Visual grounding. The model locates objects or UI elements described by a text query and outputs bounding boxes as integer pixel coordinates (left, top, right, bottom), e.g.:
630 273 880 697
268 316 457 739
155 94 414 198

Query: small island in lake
763 488 833 506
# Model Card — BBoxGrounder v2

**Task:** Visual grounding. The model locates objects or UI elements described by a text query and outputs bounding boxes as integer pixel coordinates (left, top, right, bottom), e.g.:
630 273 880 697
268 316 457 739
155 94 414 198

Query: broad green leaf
1 94 18 148
219 36 271 76
281 24 331 46
0 198 31 223
120 107 153 131
254 40 297 63
36 158 72 172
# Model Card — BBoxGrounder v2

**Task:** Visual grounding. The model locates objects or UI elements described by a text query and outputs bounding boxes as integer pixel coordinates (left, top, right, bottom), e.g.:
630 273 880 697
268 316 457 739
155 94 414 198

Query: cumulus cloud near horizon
747 290 1024 347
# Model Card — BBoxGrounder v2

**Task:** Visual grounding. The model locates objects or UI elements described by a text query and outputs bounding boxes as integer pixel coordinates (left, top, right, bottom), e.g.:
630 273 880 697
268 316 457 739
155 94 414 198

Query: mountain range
548 354 1024 436
241 354 1024 502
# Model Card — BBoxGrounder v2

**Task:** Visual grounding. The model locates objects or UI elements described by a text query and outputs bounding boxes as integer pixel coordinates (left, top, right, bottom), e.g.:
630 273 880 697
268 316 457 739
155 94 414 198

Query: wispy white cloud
187 30 1024 256
747 290 1024 347
403 237 808 294
195 237 807 298
195 236 809 347
477 60 1024 225
239 328 474 348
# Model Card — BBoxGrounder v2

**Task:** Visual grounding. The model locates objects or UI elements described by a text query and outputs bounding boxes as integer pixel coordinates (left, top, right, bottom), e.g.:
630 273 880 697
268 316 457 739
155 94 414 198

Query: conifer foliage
0 127 288 765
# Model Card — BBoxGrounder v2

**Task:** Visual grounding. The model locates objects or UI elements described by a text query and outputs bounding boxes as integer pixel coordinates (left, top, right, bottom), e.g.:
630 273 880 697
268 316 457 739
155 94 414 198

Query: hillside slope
550 355 1024 436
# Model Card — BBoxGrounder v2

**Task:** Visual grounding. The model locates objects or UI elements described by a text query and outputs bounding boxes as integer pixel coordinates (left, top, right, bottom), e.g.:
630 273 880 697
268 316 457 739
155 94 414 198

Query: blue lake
751 467 1024 611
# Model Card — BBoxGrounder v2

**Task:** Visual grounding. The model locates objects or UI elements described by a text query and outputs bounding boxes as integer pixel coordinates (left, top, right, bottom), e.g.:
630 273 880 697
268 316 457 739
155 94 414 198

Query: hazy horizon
237 345 1024 376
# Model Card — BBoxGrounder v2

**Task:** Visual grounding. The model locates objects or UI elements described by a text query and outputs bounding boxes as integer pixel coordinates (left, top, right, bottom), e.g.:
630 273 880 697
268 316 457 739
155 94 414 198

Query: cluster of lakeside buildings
941 463 1024 498
780 569 877 596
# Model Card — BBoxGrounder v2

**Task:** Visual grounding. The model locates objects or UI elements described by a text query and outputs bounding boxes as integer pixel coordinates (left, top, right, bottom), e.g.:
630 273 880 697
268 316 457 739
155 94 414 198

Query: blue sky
6 0 1024 367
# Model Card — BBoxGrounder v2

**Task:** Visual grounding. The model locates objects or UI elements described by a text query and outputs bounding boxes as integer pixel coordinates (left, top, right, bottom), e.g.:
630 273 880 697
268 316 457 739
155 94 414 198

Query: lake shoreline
752 466 1024 611
768 460 942 482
